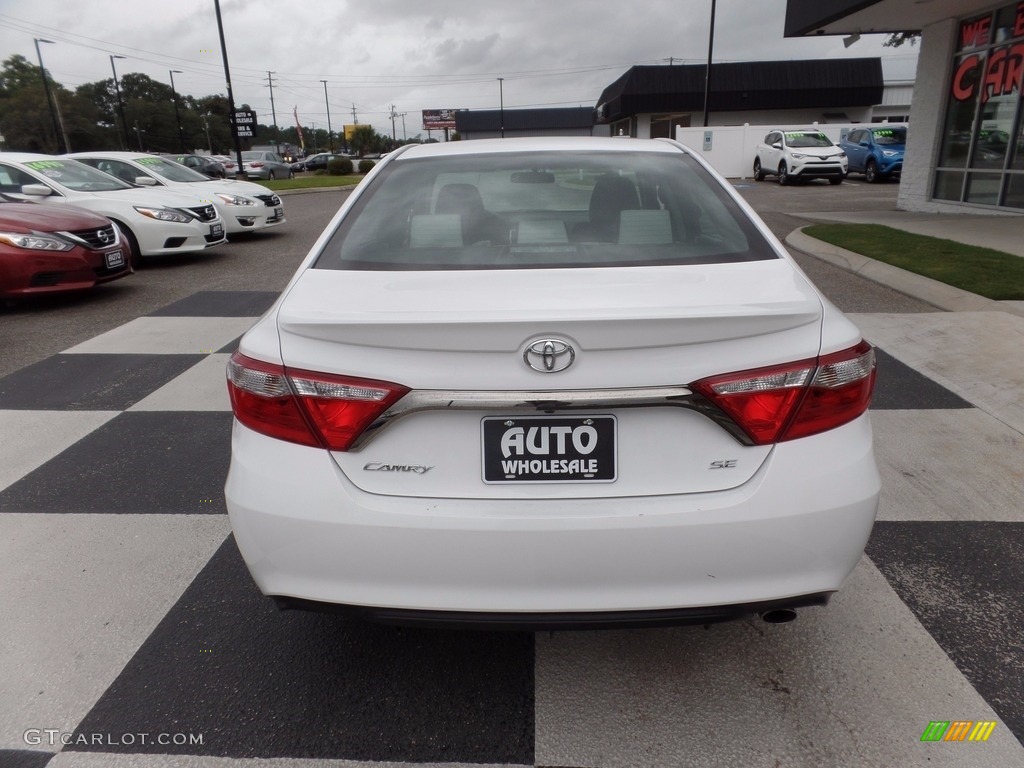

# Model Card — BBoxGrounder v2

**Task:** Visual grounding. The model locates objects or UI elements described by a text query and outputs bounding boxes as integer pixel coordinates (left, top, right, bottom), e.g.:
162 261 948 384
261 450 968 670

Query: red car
0 200 132 299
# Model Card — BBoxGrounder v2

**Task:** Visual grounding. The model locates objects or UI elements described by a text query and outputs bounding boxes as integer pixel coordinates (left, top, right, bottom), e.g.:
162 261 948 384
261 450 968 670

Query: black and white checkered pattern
2 292 1022 767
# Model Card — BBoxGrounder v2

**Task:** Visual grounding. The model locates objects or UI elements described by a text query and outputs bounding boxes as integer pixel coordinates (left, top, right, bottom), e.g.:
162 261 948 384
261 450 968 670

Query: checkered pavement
1 292 1022 768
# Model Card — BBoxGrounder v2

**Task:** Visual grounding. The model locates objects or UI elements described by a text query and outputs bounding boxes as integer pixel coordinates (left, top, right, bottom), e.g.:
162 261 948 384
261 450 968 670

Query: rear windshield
314 150 777 271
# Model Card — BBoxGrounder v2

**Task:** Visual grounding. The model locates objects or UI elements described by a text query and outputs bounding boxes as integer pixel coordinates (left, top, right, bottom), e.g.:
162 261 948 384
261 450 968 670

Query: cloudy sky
0 0 917 139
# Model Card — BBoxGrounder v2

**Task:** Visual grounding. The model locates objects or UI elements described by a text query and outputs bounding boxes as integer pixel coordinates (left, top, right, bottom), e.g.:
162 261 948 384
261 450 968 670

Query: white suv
0 153 225 266
753 130 847 185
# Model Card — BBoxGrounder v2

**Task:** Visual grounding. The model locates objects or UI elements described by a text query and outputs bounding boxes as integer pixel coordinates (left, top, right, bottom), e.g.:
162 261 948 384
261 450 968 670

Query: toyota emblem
524 338 575 373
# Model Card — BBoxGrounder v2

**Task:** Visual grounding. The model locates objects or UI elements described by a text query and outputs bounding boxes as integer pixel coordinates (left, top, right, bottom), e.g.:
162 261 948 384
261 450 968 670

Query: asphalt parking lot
2 178 1022 768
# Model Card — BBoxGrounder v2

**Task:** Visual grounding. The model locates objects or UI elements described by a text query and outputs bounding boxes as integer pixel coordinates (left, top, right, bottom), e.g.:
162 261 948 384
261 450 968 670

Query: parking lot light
110 55 130 150
33 38 64 153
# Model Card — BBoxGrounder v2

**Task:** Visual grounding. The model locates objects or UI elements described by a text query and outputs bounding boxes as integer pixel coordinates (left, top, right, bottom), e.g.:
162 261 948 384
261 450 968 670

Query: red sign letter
953 54 982 101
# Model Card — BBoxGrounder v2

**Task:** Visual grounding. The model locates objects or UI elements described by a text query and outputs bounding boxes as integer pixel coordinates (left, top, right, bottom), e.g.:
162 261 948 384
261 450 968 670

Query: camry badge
524 338 575 373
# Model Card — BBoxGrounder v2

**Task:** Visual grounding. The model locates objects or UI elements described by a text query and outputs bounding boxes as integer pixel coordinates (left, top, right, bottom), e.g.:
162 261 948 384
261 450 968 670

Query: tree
349 124 382 156
193 94 234 154
0 54 107 152
884 32 920 48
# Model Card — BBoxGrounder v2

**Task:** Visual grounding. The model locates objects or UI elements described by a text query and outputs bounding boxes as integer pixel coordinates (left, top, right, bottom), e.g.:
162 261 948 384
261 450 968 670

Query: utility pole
390 104 397 145
311 121 318 153
321 79 334 153
169 70 185 153
266 71 280 153
497 77 505 138
400 112 407 142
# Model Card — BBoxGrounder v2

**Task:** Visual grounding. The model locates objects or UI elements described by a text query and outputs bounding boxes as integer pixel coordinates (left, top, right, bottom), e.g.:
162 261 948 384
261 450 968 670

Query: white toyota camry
225 137 879 629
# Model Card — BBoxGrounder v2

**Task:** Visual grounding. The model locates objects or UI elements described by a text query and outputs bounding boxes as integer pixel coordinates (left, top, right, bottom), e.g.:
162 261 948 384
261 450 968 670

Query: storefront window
1005 174 1024 207
935 2 1024 209
938 52 983 168
965 172 1003 204
650 114 690 140
934 170 966 201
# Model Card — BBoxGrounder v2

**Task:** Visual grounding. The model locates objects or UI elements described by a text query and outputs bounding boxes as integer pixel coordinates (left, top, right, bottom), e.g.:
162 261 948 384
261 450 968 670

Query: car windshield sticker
785 132 825 140
137 157 164 166
25 160 66 171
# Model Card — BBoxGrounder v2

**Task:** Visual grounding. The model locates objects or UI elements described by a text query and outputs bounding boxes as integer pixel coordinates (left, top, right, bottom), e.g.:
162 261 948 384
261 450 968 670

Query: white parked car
225 137 879 629
753 129 848 185
68 152 285 236
0 153 225 266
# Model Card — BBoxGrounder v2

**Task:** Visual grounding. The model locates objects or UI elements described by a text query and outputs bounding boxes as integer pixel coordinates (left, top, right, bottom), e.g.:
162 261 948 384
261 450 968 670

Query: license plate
104 250 124 269
274 206 284 219
481 415 616 483
210 223 224 238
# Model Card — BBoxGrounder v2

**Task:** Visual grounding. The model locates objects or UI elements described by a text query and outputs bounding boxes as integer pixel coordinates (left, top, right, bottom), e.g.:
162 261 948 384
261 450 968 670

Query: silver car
240 151 293 180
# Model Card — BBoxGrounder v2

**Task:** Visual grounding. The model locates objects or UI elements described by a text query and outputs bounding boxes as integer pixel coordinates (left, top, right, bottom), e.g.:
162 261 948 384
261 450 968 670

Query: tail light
692 341 875 445
226 352 409 450
249 162 264 168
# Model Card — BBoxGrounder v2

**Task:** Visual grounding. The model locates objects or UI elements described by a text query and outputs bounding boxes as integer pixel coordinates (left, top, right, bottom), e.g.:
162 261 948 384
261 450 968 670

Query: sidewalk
786 208 1024 436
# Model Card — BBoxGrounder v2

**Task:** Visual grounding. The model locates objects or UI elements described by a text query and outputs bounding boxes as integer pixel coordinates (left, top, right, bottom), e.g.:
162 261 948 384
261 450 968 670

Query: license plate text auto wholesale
275 207 284 219
481 415 617 483
210 223 224 238
104 250 124 268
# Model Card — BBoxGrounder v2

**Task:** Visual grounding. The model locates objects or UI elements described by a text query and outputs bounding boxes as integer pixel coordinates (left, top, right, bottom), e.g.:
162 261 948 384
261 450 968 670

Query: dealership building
786 0 1024 214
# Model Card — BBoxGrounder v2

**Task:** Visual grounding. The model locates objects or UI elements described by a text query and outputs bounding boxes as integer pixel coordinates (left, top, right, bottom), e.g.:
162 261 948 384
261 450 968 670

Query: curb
786 228 1024 319
275 185 355 197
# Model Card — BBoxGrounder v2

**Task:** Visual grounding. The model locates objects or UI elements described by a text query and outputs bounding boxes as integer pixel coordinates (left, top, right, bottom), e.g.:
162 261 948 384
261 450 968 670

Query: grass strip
261 174 363 191
803 223 1024 300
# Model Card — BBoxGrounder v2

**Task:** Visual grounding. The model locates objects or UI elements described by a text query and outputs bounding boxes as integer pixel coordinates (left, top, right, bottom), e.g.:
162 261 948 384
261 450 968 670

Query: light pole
169 69 185 153
202 114 212 153
321 79 334 153
702 0 717 128
497 77 505 138
33 38 64 153
109 54 130 150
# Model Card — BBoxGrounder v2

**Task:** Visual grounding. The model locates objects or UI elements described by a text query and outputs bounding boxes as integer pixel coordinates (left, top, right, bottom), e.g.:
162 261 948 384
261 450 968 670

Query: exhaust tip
760 608 798 624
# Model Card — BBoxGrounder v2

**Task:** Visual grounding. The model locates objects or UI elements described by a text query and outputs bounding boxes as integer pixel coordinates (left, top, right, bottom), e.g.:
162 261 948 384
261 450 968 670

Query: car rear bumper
272 592 834 630
225 415 879 619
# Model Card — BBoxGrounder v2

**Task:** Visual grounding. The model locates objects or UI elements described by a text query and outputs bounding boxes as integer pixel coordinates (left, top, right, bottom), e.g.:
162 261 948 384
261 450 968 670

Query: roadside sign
232 110 257 138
